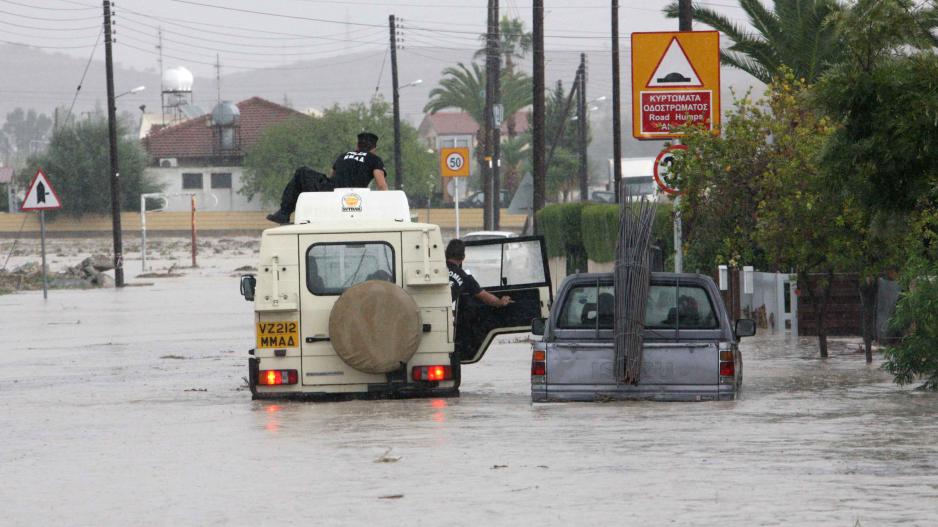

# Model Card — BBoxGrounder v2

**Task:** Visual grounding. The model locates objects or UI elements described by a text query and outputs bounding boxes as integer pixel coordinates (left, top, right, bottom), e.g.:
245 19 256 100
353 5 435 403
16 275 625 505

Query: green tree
242 99 435 204
813 0 937 362
25 117 156 216
664 0 845 83
2 108 53 166
673 73 851 357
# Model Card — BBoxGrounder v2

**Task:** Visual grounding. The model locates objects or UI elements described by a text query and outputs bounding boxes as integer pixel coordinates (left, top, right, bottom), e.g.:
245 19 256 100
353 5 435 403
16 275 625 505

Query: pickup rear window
557 283 719 330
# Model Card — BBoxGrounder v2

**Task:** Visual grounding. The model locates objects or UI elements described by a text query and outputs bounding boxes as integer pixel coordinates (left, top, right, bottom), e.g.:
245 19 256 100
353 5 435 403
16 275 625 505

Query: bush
537 202 587 273
883 261 938 391
580 203 674 264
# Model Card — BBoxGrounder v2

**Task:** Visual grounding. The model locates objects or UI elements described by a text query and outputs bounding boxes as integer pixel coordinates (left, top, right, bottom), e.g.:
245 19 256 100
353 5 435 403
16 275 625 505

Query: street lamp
116 85 146 99
106 83 144 288
401 79 423 89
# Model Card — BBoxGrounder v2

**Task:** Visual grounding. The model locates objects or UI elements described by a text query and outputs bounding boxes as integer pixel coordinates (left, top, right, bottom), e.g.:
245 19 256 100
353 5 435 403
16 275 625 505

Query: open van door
455 236 552 363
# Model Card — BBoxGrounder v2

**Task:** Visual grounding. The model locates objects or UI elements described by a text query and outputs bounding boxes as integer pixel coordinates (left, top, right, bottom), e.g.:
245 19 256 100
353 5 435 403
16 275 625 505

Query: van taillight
719 349 735 381
531 349 546 379
259 369 298 385
412 365 452 382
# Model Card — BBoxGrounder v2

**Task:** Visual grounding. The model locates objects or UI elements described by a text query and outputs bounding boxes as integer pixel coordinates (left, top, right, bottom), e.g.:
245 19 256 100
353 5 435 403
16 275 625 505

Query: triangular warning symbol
21 168 62 211
646 37 703 88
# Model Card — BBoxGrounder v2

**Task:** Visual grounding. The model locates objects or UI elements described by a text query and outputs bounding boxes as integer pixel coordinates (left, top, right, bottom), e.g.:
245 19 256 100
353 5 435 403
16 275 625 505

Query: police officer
445 239 511 307
267 132 389 224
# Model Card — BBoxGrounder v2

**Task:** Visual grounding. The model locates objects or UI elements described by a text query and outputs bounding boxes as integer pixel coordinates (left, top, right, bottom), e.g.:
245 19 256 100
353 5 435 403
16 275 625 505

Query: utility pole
674 0 692 273
215 53 221 103
577 53 588 202
103 0 124 287
483 0 496 230
532 0 545 231
491 0 501 229
611 0 623 204
679 0 693 31
389 14 403 190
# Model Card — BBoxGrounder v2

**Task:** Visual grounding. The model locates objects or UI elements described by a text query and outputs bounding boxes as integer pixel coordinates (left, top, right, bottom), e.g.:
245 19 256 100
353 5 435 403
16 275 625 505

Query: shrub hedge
538 201 674 264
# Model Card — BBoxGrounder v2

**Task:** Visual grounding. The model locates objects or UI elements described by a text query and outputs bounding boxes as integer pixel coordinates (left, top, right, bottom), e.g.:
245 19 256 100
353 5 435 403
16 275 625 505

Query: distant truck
239 189 551 400
607 157 658 200
530 272 755 402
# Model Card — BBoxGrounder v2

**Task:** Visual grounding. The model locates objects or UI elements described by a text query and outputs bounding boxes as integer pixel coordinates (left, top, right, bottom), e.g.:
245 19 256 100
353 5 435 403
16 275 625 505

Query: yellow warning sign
631 31 720 139
440 147 470 177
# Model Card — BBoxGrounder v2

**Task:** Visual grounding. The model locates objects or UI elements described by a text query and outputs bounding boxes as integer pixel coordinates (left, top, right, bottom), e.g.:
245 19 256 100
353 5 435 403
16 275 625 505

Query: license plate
256 321 299 348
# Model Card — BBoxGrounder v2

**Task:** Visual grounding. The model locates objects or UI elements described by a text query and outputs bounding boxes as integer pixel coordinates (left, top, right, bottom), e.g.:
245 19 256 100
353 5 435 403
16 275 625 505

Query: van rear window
557 283 718 330
307 242 395 295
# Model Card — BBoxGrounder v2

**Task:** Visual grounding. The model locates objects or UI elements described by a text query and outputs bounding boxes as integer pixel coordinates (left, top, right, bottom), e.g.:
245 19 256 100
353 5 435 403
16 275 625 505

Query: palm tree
423 62 532 136
474 16 533 76
664 0 845 83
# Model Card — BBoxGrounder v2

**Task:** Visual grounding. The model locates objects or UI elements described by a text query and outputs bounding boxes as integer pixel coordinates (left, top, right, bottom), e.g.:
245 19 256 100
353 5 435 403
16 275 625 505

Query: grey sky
4 0 749 77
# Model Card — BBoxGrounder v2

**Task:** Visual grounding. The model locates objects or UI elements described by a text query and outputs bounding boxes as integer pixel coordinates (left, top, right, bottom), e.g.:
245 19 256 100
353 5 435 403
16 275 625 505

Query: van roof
264 220 440 236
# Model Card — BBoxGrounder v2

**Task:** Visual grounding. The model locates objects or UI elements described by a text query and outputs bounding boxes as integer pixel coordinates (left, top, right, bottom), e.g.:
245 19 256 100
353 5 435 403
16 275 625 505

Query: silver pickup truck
530 272 755 402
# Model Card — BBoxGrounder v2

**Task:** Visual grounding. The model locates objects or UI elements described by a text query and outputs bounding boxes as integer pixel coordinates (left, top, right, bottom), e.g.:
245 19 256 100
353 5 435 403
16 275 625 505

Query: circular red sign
653 144 688 195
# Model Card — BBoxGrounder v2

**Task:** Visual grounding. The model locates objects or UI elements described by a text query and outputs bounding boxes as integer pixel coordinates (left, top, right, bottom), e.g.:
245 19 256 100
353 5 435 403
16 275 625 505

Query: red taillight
411 365 452 382
531 349 546 377
258 369 298 385
719 361 734 377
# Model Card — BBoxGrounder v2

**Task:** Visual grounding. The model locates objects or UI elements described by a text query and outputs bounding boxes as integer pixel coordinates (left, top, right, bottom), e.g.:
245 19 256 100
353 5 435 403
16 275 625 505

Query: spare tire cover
329 280 422 374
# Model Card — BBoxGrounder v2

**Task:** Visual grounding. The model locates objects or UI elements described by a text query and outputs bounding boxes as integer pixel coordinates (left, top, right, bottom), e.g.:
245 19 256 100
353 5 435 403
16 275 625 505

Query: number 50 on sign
440 147 470 177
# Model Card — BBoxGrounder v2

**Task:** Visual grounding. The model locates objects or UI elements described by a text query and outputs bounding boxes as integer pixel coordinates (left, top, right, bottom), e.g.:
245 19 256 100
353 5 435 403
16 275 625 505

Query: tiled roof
0 167 13 184
144 97 308 160
420 111 530 136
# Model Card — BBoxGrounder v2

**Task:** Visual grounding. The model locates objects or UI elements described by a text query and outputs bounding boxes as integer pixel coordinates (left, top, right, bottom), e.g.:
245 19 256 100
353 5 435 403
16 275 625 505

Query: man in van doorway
266 132 389 224
446 239 512 308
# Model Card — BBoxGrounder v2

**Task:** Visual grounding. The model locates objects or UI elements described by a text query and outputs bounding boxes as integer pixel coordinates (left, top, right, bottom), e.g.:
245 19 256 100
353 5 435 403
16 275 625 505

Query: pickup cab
530 272 755 402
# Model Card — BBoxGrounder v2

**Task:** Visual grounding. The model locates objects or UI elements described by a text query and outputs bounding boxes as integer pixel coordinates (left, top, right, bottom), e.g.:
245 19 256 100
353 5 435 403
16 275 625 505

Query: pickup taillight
719 348 735 383
531 349 546 380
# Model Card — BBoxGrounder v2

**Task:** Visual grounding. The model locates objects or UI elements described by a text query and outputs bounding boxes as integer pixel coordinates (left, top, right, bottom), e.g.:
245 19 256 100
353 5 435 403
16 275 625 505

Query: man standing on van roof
266 132 389 224
446 239 511 307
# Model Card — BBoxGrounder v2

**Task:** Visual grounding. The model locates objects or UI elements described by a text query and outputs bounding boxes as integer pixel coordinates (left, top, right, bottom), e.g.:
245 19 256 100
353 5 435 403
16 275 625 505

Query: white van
239 189 551 400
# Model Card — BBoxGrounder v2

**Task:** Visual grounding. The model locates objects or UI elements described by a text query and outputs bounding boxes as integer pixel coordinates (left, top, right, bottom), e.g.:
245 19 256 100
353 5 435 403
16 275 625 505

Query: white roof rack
293 188 411 224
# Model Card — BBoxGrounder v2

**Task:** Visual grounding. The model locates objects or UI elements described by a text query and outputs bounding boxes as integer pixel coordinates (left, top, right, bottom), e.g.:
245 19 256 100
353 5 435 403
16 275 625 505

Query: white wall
145 166 265 212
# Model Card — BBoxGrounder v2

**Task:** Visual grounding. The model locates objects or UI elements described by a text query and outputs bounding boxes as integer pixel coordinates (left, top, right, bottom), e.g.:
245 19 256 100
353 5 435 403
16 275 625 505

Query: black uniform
332 151 385 188
273 151 384 217
448 261 481 303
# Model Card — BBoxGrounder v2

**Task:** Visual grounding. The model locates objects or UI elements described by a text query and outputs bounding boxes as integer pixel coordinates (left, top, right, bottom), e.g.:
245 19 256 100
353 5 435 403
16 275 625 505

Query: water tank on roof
211 101 240 126
163 66 194 92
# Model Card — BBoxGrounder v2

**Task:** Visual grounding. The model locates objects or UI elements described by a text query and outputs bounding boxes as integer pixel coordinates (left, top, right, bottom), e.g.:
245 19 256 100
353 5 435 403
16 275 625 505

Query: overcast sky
4 0 750 77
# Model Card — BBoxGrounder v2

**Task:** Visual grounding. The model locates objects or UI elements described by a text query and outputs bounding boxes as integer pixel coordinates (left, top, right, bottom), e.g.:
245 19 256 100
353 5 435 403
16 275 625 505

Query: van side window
557 283 718 330
307 242 395 295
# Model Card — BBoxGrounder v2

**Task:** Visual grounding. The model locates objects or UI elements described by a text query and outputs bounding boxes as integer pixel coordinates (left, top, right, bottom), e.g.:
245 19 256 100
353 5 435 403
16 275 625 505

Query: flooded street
2 264 936 526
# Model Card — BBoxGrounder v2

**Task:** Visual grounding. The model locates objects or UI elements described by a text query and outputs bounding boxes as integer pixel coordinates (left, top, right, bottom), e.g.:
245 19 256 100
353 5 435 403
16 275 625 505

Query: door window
557 283 718 330
463 238 548 289
306 242 395 295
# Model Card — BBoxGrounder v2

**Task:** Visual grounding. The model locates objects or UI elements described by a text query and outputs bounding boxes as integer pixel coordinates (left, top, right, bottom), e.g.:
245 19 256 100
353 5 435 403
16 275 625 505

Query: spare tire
329 280 422 374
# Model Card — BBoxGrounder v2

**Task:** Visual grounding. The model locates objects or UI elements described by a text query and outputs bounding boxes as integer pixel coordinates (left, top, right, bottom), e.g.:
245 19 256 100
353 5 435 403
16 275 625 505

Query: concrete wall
146 166 264 212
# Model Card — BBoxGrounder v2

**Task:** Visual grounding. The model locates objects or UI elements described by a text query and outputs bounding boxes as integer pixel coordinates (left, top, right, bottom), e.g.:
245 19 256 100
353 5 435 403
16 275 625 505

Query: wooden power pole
611 0 623 204
532 0 545 230
577 53 588 202
389 15 403 190
103 0 124 287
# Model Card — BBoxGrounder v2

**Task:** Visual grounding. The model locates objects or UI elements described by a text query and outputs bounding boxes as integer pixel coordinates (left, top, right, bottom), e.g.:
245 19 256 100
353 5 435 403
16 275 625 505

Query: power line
0 6 100 21
0 0 97 10
62 28 104 127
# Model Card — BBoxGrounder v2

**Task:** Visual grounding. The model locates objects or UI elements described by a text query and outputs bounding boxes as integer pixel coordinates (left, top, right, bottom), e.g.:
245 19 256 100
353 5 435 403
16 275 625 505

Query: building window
182 173 203 190
211 173 232 189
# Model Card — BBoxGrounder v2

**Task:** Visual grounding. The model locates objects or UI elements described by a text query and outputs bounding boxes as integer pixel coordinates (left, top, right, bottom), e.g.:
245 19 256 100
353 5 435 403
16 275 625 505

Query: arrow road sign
20 168 62 211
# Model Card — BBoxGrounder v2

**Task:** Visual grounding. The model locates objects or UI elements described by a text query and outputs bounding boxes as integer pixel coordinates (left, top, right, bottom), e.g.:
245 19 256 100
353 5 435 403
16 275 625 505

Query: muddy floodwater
2 264 937 526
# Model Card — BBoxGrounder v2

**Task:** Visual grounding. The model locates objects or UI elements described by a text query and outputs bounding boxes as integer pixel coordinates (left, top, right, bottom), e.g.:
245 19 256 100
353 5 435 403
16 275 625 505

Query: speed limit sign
653 144 687 195
440 147 470 177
